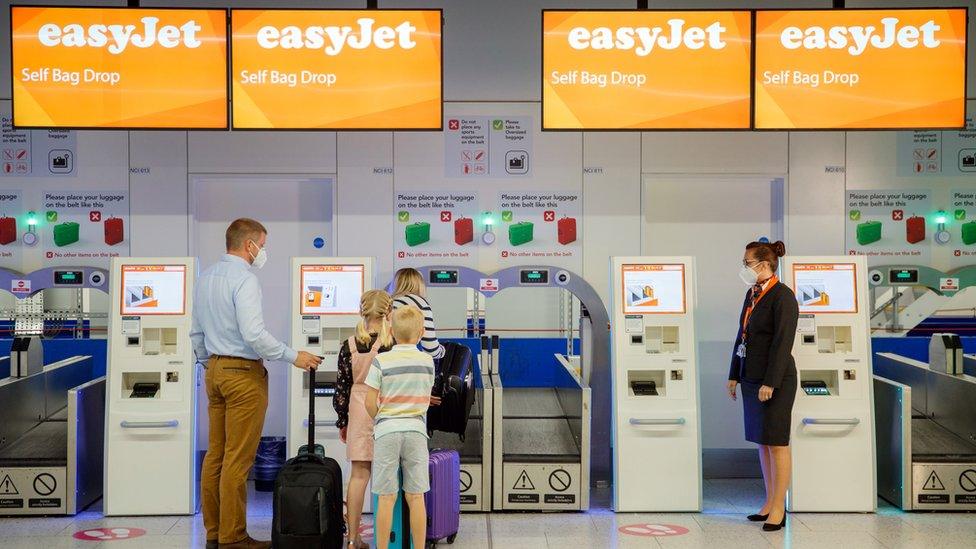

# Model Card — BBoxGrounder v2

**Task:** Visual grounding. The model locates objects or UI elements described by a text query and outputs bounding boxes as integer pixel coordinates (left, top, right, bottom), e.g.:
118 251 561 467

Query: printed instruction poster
445 116 533 177
846 190 932 265
493 191 582 268
41 190 129 265
897 101 976 176
0 109 76 177
950 189 976 263
394 191 480 269
0 191 24 261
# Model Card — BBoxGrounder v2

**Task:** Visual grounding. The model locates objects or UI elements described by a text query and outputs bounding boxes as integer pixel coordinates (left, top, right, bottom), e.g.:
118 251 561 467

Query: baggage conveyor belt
912 413 976 463
0 413 69 467
502 388 580 463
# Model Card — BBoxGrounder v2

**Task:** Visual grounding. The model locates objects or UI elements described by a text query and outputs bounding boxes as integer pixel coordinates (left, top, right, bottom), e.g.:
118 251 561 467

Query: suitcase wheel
447 533 457 544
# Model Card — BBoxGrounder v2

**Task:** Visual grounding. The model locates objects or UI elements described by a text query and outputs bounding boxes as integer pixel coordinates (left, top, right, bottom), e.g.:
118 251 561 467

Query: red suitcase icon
557 216 577 245
906 215 925 244
104 216 124 246
0 216 15 245
454 216 473 246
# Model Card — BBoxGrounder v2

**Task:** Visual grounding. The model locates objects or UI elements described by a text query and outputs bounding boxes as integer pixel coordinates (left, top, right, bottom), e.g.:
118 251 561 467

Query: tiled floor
2 479 975 548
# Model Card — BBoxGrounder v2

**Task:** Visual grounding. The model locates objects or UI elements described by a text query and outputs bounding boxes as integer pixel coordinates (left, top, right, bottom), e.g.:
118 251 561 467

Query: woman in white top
391 268 446 360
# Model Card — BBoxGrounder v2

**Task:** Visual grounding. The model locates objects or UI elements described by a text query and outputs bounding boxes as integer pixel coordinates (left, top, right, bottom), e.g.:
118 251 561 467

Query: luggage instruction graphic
846 190 932 265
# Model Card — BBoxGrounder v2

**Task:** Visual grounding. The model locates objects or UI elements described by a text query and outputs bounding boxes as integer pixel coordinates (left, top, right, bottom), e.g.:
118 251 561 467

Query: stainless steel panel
874 353 929 413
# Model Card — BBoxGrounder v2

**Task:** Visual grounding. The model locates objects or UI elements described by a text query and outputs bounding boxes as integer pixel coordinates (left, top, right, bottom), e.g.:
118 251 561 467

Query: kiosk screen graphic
792 263 858 314
120 265 187 315
300 264 364 315
621 264 686 314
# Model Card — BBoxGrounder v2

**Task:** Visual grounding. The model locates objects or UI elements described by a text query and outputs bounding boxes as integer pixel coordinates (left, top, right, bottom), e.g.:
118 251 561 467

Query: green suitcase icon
508 221 534 246
404 222 430 247
963 221 976 246
53 222 80 247
856 221 882 246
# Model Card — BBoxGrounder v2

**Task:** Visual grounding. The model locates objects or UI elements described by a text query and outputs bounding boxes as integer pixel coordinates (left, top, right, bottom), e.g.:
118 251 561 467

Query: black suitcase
428 342 475 441
272 367 344 549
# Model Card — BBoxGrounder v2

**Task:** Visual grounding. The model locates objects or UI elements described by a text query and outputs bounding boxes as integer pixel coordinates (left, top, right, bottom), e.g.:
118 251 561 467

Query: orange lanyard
741 276 777 342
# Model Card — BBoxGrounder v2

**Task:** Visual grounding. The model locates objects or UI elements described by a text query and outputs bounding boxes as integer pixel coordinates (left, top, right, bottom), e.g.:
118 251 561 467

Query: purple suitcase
426 449 460 545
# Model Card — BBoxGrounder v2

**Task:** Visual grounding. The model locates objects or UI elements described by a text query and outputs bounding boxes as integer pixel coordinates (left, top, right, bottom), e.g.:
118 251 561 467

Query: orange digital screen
543 11 752 130
11 7 228 129
231 10 442 129
755 9 968 129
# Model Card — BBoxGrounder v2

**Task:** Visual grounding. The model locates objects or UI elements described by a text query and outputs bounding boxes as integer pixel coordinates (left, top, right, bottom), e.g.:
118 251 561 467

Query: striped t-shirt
364 344 435 439
393 293 446 359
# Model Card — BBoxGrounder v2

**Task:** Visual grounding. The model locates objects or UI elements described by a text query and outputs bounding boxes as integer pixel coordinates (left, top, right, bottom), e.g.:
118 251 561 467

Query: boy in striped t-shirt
365 305 435 549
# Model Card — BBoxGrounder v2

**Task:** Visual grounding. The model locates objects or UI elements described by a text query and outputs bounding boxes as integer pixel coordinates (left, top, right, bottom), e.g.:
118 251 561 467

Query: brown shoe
206 541 218 549
218 537 272 549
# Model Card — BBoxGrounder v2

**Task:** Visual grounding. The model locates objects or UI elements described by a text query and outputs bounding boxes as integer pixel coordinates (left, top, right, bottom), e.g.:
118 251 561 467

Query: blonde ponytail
355 289 394 349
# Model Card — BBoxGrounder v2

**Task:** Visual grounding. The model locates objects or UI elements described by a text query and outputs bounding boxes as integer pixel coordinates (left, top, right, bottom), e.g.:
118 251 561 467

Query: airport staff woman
726 240 798 533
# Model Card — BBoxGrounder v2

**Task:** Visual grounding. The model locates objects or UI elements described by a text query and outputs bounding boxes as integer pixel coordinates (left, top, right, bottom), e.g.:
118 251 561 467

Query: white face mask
739 263 759 286
249 241 268 270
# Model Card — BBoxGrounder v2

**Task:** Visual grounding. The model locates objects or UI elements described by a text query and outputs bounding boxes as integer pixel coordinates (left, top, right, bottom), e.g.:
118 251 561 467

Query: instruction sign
0 468 66 514
393 191 479 270
41 190 130 267
458 464 481 510
950 190 976 266
897 101 976 176
846 190 932 265
502 463 580 510
494 191 582 270
0 108 76 177
445 116 533 177
913 463 976 510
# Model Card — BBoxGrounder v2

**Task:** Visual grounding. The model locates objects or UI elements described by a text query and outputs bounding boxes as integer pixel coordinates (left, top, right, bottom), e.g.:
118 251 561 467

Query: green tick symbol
398 211 410 223
46 211 58 222
492 120 504 131
849 210 861 221
501 211 513 222
955 209 966 221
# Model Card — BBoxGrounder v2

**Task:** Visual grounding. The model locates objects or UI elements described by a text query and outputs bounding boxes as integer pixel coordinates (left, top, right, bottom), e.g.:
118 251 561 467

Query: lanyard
740 276 777 342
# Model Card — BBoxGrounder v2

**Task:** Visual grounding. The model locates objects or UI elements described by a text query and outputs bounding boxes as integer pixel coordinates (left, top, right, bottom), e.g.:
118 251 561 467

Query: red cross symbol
90 211 102 222
448 120 460 131
955 250 962 257
441 211 452 222
891 210 904 221
543 211 556 222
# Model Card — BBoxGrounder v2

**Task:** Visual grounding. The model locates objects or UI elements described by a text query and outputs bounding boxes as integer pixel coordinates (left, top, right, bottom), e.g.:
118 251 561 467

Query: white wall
1 0 974 449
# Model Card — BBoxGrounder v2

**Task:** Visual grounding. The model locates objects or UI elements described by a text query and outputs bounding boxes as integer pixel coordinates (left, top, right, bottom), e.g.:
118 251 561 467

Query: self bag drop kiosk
288 258 372 505
610 258 701 512
783 257 876 512
105 258 197 515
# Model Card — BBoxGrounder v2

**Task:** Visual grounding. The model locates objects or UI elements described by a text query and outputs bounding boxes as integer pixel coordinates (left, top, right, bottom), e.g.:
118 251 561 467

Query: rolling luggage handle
303 419 338 427
308 366 316 449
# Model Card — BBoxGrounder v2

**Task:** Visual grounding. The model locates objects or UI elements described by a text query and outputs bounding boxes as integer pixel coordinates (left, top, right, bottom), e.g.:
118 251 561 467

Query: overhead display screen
754 9 968 129
542 10 752 130
11 7 228 129
120 265 187 316
231 10 442 129
300 265 365 315
792 263 858 314
621 264 686 315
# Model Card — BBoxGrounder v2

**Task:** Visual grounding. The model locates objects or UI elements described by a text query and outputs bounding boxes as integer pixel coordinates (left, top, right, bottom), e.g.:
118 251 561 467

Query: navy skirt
740 373 797 447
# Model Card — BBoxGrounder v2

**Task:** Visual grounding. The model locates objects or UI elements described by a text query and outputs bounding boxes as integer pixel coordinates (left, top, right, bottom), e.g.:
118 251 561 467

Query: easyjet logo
779 18 941 56
36 17 205 54
567 19 730 56
255 18 418 55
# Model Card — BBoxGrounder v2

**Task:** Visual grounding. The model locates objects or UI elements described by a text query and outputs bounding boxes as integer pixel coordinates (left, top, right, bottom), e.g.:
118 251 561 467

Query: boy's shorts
372 431 430 495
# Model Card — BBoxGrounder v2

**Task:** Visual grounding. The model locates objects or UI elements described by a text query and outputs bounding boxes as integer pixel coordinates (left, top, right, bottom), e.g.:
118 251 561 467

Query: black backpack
272 368 344 549
428 342 475 441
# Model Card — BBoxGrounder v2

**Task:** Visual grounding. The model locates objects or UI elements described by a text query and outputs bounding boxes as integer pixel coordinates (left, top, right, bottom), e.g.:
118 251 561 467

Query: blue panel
0 338 107 377
871 336 976 368
497 338 580 388
908 317 976 337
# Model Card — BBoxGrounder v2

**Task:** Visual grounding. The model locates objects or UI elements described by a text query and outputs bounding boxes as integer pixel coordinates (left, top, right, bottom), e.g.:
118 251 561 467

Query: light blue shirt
190 254 298 365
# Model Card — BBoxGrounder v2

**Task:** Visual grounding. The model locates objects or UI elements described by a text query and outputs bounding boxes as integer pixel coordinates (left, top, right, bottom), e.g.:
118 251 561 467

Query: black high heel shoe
762 514 787 532
747 513 769 522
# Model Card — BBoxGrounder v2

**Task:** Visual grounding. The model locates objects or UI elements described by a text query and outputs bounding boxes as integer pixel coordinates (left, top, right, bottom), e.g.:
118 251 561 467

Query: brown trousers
201 357 268 544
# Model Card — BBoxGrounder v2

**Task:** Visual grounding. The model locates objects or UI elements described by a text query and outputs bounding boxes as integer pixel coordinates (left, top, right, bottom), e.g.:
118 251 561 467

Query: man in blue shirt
191 218 321 549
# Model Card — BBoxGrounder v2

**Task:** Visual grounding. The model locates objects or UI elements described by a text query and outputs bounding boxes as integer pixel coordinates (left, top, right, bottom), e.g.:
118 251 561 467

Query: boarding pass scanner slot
628 370 665 397
141 328 178 356
801 380 830 396
121 372 162 399
817 326 852 354
643 326 679 354
307 335 320 346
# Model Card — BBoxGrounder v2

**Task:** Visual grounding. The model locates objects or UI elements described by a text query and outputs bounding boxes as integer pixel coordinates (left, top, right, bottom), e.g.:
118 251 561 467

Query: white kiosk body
104 258 197 515
783 256 876 512
611 257 701 511
289 258 373 504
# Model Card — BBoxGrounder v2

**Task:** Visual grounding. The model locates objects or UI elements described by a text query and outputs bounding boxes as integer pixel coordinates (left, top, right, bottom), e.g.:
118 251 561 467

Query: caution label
512 470 535 491
919 494 950 504
0 498 24 509
544 494 576 504
0 474 19 495
923 471 945 491
508 493 540 504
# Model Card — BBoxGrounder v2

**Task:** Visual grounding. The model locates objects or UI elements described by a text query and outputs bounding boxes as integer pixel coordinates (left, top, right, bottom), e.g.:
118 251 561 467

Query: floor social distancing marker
73 527 147 541
618 523 690 537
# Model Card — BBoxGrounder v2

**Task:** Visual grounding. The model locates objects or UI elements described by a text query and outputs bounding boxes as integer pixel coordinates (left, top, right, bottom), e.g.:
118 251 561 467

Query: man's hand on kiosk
726 380 738 401
294 351 323 371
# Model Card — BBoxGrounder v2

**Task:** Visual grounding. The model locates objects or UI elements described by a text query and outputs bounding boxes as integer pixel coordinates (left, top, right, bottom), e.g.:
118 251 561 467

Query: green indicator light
896 272 911 279
62 273 76 280
27 211 37 226
436 272 450 279
527 272 542 279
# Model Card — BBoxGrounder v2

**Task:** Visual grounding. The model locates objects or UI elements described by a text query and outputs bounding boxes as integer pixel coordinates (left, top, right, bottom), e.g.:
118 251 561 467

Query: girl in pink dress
333 289 393 549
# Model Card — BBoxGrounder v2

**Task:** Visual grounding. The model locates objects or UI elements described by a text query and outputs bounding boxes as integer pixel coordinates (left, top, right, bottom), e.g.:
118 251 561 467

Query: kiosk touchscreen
105 259 197 515
784 257 876 512
289 258 373 498
611 258 701 511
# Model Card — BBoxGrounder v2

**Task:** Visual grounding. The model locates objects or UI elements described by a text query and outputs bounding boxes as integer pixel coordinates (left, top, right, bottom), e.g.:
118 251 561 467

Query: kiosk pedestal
610 257 701 512
104 258 197 515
